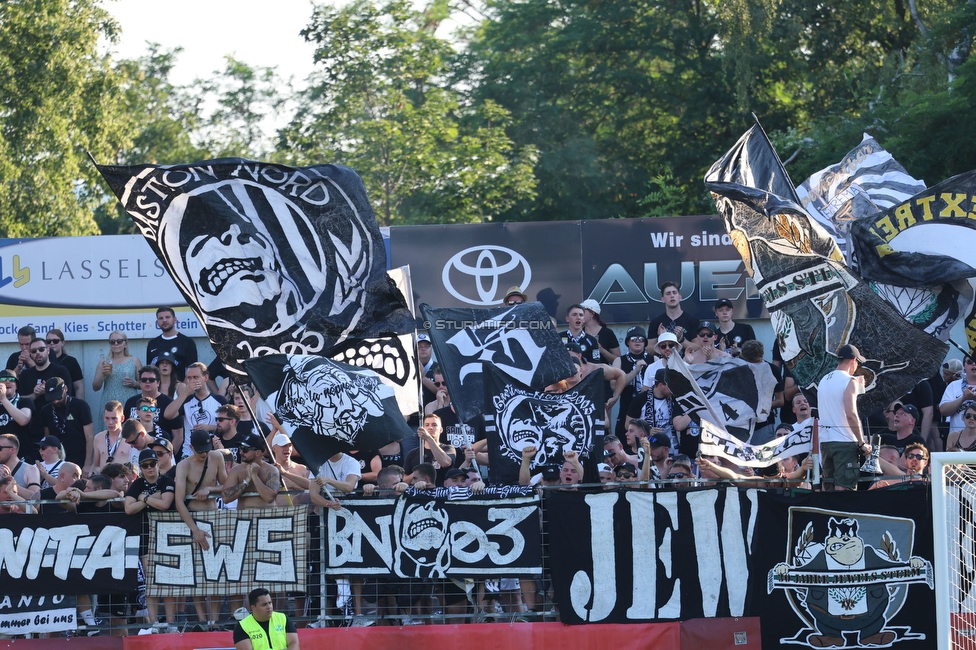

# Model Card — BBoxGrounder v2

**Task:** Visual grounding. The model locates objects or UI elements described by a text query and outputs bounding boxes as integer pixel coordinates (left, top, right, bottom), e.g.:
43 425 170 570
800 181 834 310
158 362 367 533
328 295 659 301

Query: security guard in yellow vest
233 588 299 650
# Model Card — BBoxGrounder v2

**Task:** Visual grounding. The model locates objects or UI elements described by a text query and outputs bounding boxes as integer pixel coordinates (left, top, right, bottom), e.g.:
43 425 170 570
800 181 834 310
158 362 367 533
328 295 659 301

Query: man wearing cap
150 437 177 478
562 304 602 364
175 429 228 550
817 344 872 491
223 432 280 509
640 331 679 391
645 432 674 481
580 299 620 363
712 298 755 356
880 403 927 455
18 337 73 410
503 286 528 306
271 432 311 505
682 321 729 365
0 370 34 456
612 327 654 435
940 353 976 433
647 282 699 351
40 377 93 475
125 447 177 633
603 435 639 470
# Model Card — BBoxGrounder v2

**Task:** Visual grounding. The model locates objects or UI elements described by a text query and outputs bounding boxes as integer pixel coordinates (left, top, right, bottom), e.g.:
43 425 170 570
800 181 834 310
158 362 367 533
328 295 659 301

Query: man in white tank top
816 344 872 490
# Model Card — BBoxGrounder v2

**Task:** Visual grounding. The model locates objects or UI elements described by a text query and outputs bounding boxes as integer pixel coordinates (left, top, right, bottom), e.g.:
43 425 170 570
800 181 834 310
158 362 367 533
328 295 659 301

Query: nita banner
0 513 141 595
326 493 542 578
146 506 308 597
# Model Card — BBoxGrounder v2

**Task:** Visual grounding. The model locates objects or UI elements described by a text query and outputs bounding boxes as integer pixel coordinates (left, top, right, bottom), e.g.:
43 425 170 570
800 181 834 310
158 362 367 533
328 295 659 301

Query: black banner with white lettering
0 513 141 595
547 488 759 624
750 488 936 649
420 302 576 424
325 493 542 578
147 506 308 597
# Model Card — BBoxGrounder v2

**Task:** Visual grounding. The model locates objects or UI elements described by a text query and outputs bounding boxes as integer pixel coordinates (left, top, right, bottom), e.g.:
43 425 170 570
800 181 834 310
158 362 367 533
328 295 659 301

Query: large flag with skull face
96 159 414 376
244 354 414 473
483 363 605 484
419 303 578 424
705 125 947 414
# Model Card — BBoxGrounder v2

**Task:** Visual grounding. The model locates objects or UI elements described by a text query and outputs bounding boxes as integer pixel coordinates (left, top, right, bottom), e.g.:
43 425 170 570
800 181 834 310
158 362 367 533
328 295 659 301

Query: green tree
0 0 135 237
279 0 537 226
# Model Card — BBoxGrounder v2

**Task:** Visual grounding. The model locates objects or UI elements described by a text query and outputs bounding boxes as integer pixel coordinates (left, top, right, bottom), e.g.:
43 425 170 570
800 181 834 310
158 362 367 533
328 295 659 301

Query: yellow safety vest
239 611 288 650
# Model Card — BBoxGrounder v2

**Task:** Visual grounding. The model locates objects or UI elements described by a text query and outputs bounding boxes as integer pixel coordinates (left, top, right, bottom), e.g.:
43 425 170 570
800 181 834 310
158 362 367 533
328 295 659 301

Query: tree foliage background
1 0 973 236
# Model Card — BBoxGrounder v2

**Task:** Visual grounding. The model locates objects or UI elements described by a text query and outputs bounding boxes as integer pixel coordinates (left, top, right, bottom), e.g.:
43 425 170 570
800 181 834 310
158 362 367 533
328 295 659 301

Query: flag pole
233 376 276 460
811 417 821 489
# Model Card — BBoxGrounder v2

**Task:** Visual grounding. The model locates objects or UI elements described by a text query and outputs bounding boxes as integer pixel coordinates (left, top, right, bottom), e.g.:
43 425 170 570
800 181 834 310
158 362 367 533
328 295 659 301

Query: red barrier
118 622 681 650
0 638 123 649
680 617 762 649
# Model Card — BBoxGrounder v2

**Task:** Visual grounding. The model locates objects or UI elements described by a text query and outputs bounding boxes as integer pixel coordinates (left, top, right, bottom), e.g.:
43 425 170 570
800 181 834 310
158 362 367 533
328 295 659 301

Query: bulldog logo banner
750 490 935 649
96 159 414 375
483 362 605 484
244 353 414 472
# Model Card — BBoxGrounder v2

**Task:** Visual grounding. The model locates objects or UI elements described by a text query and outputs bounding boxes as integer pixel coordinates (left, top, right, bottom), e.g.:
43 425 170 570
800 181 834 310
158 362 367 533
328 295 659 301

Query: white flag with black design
698 418 813 467
244 354 414 473
96 159 414 376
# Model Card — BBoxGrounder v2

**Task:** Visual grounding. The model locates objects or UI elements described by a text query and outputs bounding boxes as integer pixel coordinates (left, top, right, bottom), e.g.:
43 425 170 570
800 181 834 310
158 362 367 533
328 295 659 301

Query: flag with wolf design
483 362 605 484
244 353 414 473
751 490 935 648
419 302 577 424
705 125 947 414
96 159 414 376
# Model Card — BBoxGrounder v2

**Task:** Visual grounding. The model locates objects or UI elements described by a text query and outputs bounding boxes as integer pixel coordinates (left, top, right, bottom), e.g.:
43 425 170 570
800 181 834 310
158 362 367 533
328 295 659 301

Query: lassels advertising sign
390 217 765 324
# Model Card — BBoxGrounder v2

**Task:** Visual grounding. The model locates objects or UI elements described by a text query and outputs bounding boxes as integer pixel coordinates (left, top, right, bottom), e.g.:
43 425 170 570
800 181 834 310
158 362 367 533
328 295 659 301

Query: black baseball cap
895 403 920 421
836 344 866 363
654 368 669 385
614 462 638 476
648 432 671 448
626 326 647 340
445 468 466 481
698 321 718 334
45 377 66 398
565 341 582 355
138 449 158 463
37 435 61 448
190 429 213 452
240 432 264 451
715 298 734 310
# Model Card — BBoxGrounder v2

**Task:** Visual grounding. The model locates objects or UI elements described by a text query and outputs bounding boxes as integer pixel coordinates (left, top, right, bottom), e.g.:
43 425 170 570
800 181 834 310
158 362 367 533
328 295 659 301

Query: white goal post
932 452 976 650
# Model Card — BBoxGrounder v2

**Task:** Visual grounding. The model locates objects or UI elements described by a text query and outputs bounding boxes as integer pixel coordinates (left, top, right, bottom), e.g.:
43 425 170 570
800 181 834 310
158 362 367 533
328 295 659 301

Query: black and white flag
96 159 414 375
483 363 605 484
698 418 813 467
419 302 577 424
666 352 776 444
244 354 414 472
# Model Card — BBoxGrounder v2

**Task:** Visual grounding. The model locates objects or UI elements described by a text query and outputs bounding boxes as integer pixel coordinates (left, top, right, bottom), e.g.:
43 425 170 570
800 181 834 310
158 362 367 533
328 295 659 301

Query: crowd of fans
0 292 954 635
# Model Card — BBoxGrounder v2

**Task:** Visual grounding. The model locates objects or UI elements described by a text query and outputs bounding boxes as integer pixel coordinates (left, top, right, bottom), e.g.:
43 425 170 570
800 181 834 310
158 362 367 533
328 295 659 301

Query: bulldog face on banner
393 499 451 578
493 389 593 468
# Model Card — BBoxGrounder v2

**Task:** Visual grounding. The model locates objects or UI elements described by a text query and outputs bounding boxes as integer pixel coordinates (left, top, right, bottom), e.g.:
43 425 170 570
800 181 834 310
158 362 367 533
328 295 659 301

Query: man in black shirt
41 378 94 475
647 281 698 350
18 338 73 409
146 306 198 371
5 325 35 376
0 371 34 456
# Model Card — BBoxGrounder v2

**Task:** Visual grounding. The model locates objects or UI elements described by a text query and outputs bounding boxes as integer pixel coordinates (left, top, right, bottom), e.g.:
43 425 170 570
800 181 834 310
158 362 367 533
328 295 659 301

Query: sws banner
326 494 542 578
547 488 759 624
751 489 935 649
0 513 141 595
146 506 308 597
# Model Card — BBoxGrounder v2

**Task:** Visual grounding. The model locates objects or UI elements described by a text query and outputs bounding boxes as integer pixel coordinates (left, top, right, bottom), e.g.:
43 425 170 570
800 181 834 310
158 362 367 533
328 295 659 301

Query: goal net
932 452 976 650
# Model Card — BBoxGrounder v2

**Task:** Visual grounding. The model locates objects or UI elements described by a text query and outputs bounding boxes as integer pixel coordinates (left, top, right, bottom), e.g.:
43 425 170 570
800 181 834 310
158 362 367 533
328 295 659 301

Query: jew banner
96 159 414 375
483 363 606 484
547 488 760 624
325 493 542 578
244 354 414 472
706 127 948 414
666 352 776 444
0 512 141 595
0 595 77 636
750 489 935 649
698 418 813 467
419 302 577 423
146 506 308 597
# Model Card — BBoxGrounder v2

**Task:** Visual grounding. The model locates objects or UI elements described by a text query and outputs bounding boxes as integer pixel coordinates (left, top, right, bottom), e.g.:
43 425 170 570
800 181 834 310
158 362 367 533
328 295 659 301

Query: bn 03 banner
326 494 542 578
146 506 308 597
0 513 141 595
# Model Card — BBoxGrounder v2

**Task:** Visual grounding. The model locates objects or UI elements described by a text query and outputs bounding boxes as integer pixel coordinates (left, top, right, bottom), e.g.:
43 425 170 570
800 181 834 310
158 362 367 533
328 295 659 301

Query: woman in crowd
947 401 976 451
44 328 84 399
92 330 142 414
156 350 180 398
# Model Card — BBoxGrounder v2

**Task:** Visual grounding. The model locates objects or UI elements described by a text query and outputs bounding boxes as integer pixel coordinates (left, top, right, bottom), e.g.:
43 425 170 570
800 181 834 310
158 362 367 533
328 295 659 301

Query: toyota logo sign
442 245 532 306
